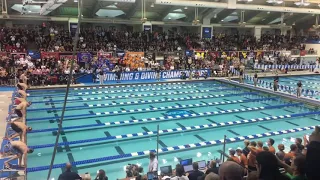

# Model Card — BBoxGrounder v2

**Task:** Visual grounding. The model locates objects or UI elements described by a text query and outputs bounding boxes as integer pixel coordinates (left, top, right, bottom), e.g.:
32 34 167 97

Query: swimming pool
25 81 320 179
245 74 320 99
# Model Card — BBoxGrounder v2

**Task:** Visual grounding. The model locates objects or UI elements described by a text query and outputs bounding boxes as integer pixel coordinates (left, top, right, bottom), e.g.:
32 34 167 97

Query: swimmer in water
5 121 32 143
3 140 34 169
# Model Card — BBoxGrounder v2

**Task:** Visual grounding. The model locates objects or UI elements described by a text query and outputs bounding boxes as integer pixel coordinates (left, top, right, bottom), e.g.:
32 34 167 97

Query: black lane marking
104 131 111 137
228 130 240 136
310 117 320 122
142 127 150 132
161 113 167 116
285 121 299 126
96 120 102 124
200 101 207 104
258 125 271 131
176 123 185 128
260 112 272 116
234 115 245 120
158 140 167 148
207 119 217 124
243 97 251 100
189 110 197 114
223 99 230 101
130 116 136 120
62 136 71 152
175 103 182 106
150 105 154 108
194 135 206 142
120 108 125 111
240 105 249 108
89 111 95 114
216 107 225 111
284 109 295 113
115 146 125 155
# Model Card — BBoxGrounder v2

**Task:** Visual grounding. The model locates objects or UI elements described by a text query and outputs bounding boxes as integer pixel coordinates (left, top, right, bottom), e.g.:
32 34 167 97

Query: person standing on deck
253 73 258 87
297 81 302 98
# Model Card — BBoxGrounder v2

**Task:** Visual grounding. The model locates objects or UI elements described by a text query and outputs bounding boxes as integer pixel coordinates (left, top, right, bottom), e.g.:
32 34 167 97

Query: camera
126 164 143 177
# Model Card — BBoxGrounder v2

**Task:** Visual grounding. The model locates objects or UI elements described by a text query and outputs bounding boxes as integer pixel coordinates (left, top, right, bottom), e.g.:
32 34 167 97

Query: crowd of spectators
0 25 317 86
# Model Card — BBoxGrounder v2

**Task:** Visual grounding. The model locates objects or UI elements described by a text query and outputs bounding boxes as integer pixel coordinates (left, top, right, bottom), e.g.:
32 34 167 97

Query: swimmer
11 100 31 123
3 140 34 169
5 121 32 143
17 90 28 99
17 82 28 91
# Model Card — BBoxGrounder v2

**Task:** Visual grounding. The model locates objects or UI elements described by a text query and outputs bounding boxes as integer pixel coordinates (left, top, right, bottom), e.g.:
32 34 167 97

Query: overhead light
247 0 253 1
28 10 31 13
168 17 171 20
318 3 320 7
292 22 296 25
114 2 118 5
262 18 266 21
151 3 154 7
74 0 78 2
294 1 310 6
267 11 270 14
266 0 283 4
221 19 224 21
184 6 188 9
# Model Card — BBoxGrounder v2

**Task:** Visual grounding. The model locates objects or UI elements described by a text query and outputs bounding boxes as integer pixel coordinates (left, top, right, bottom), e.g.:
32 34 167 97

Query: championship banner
239 51 248 59
59 52 75 60
229 51 238 58
77 52 92 63
41 52 59 59
94 69 211 82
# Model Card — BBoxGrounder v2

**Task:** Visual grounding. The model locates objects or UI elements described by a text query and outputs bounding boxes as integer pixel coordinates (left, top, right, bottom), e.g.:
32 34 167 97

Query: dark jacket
58 170 82 180
188 170 204 180
306 141 320 180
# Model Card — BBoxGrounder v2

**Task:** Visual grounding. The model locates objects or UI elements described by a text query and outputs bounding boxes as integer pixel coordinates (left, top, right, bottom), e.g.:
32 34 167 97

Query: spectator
204 173 219 180
242 140 250 157
276 144 286 161
219 161 244 180
256 151 290 180
58 162 82 180
289 155 307 180
284 144 299 165
295 138 304 152
229 149 240 164
94 169 108 180
236 149 248 169
171 164 189 180
267 138 276 154
148 152 158 173
247 141 257 171
306 126 320 180
187 162 204 180
205 160 219 175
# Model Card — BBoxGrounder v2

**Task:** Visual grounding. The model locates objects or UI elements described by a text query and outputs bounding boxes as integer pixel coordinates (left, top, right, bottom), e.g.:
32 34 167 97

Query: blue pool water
25 81 320 180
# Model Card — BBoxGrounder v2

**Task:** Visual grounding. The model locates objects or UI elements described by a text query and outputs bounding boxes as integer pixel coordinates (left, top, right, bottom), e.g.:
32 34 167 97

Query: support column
254 26 262 41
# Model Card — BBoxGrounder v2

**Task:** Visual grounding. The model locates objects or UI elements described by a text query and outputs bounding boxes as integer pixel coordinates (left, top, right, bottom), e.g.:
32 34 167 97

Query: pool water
245 74 320 99
26 81 320 180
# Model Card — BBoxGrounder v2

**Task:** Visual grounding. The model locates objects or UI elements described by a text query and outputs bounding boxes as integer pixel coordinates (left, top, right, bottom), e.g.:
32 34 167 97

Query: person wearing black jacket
58 162 82 180
188 162 204 180
306 126 320 180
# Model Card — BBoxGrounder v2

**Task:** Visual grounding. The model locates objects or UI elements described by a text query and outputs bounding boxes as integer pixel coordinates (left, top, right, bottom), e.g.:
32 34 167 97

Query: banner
255 51 264 58
125 52 144 58
77 52 92 63
92 69 211 82
11 53 26 60
27 50 41 59
97 51 113 59
59 52 75 60
41 52 59 59
239 51 248 59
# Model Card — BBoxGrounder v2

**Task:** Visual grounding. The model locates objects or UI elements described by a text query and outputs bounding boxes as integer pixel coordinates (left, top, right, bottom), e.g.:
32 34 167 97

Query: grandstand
0 0 320 180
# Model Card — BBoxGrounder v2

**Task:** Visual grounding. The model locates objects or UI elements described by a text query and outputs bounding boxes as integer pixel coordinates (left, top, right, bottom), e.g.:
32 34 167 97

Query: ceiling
2 0 320 27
